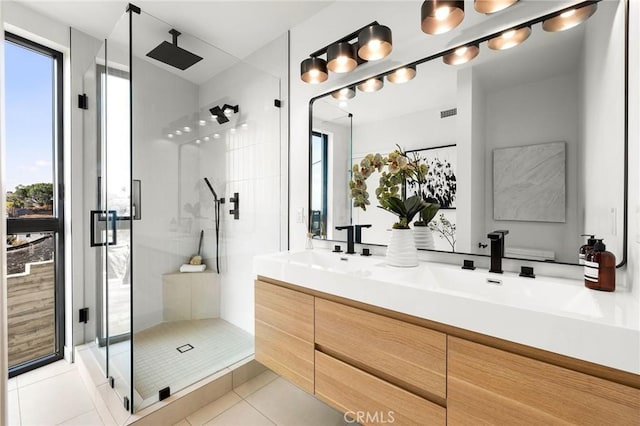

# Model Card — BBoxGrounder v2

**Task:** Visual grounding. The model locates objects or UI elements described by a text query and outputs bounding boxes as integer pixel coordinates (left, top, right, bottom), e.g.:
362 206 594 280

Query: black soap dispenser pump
579 234 597 265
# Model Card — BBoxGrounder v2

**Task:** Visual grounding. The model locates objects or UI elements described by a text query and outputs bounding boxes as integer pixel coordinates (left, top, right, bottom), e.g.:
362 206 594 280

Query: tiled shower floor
105 318 254 409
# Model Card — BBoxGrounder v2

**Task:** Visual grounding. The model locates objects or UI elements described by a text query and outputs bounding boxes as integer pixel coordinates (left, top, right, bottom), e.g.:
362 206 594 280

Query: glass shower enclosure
86 5 284 412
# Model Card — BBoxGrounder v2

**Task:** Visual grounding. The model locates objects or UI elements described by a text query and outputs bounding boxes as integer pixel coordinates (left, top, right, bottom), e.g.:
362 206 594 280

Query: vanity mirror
309 0 627 266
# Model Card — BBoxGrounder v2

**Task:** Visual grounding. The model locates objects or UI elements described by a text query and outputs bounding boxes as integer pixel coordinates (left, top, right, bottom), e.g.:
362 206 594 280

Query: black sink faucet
487 230 509 274
354 224 371 244
335 225 355 254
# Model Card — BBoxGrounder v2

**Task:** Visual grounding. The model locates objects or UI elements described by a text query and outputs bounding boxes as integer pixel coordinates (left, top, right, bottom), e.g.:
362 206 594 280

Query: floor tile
187 391 242 425
96 383 130 425
8 389 20 426
204 400 274 426
233 370 278 399
17 359 75 388
19 370 95 426
58 409 105 425
246 378 347 426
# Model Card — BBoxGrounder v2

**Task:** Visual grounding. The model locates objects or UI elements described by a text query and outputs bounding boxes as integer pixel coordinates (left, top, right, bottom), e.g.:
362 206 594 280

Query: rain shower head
146 29 203 71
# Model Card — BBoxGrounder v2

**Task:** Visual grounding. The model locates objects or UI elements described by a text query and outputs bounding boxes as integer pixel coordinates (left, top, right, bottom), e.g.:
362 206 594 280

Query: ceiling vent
440 108 457 118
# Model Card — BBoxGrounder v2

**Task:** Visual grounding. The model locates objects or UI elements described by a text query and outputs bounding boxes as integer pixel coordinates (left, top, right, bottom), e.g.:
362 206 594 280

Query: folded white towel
179 264 207 273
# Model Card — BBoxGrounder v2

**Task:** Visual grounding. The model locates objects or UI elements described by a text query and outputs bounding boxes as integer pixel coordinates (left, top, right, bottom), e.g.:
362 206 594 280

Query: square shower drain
177 344 194 353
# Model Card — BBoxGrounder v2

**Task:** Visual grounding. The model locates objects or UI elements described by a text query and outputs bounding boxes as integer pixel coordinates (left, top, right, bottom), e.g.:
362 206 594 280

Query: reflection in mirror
310 0 626 265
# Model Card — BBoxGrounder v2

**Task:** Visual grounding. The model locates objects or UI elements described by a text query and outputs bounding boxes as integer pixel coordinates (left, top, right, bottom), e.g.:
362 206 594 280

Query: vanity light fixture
387 66 416 84
443 44 479 65
357 77 384 93
300 21 393 84
421 0 465 35
474 0 519 15
357 23 393 61
542 3 597 32
327 42 357 73
488 26 531 50
331 86 356 100
301 57 328 84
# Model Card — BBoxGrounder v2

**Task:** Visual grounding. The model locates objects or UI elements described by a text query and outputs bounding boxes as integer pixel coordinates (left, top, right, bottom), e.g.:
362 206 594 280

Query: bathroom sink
272 250 384 276
253 248 640 374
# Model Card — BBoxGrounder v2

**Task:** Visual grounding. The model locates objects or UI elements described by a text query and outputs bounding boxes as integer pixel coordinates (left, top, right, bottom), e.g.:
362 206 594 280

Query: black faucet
487 230 509 273
335 225 355 254
354 224 371 244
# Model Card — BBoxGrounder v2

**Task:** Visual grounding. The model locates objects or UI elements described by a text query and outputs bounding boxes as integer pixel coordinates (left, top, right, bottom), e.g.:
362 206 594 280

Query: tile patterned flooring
7 360 352 426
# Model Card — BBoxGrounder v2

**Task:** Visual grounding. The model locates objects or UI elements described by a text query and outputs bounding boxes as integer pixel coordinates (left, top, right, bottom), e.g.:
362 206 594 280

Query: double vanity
253 250 640 424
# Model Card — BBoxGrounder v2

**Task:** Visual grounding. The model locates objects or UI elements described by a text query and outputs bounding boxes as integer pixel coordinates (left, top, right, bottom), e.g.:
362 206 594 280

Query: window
310 131 328 236
4 32 65 376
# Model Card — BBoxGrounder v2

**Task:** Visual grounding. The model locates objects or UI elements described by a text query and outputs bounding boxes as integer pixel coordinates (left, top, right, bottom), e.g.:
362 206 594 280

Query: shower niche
83 5 284 413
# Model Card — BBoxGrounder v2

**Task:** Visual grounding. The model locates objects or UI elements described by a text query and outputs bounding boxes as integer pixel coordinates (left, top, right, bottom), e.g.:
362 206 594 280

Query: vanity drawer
255 280 314 393
448 337 640 425
315 298 446 401
315 351 445 426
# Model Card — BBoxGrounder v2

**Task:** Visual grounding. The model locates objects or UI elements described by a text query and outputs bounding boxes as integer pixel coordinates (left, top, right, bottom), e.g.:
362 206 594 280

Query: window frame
5 31 65 378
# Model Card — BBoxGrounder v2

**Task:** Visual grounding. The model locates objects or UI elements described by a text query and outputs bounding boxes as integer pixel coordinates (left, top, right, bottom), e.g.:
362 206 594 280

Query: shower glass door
93 9 133 411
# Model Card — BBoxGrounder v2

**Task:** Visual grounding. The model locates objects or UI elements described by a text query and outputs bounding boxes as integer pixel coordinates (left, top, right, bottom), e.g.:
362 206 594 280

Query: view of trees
6 183 54 217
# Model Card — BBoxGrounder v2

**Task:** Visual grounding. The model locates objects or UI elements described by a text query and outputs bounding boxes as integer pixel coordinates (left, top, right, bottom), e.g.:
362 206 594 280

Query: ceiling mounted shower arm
169 29 181 46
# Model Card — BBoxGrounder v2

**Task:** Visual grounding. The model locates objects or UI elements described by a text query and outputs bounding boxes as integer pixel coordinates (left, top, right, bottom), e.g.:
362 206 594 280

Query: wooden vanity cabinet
315 298 446 403
315 351 446 425
254 280 314 393
448 337 640 425
255 278 640 425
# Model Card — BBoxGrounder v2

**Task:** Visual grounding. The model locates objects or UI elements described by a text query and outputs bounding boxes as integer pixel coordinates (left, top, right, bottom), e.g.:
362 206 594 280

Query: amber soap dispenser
584 239 616 291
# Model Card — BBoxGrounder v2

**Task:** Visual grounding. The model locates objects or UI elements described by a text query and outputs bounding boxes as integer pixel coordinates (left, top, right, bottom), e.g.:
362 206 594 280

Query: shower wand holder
229 192 239 220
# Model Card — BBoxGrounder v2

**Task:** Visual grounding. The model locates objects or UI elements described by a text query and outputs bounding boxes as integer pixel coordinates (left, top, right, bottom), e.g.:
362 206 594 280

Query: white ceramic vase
413 226 435 250
386 228 419 267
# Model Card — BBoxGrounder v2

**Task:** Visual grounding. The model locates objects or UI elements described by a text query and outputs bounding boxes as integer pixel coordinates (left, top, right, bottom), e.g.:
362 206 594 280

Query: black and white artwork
493 141 566 222
406 144 457 209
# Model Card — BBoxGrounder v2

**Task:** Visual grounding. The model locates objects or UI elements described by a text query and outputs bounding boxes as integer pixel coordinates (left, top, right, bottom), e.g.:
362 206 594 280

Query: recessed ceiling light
213 133 220 139
183 126 191 132
199 120 206 126
175 130 183 136
195 139 201 144
203 136 210 141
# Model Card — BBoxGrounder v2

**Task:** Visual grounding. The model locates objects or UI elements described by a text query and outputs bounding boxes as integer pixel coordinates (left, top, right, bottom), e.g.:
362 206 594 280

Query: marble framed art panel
493 141 566 222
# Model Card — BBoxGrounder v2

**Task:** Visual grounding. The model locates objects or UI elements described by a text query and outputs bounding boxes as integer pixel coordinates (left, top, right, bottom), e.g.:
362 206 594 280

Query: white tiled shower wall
197 36 287 334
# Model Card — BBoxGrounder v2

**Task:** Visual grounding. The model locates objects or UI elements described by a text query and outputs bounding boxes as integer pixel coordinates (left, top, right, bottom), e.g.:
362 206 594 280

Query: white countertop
253 249 640 375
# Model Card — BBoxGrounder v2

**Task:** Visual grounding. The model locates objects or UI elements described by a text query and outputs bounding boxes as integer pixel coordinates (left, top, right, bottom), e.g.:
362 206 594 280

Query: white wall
580 0 625 264
483 72 580 263
197 34 286 334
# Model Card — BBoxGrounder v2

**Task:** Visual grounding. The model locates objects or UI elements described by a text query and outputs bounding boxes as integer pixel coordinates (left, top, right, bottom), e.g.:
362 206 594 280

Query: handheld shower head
204 177 218 201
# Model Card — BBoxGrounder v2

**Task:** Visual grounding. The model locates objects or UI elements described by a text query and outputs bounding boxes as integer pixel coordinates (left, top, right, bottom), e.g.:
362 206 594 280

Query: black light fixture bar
310 0 600 101
309 21 379 58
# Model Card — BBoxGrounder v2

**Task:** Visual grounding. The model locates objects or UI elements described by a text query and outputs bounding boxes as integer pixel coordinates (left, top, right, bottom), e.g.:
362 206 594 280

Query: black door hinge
159 386 170 401
79 307 89 324
123 396 130 411
78 94 88 110
274 99 282 108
